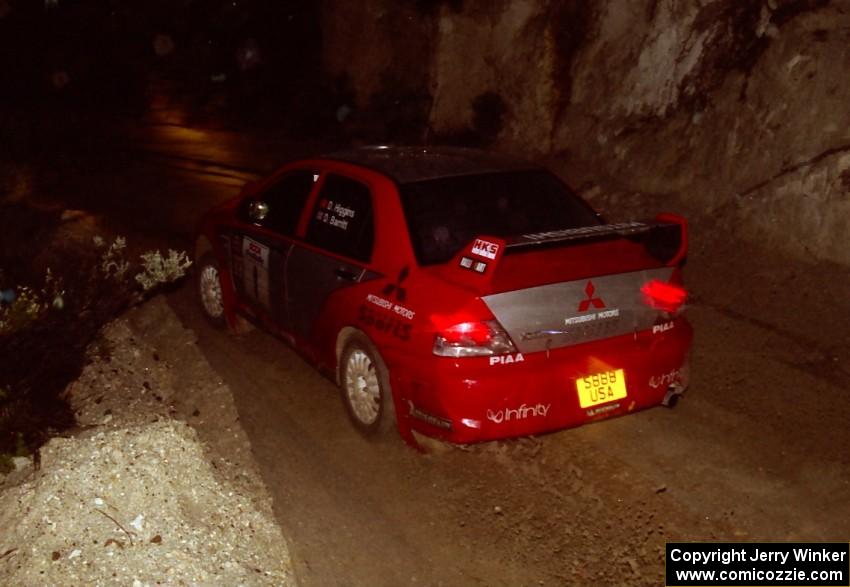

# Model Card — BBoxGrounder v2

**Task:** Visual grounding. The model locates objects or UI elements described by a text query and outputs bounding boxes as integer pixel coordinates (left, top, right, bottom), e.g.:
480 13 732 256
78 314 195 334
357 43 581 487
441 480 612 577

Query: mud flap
390 373 424 451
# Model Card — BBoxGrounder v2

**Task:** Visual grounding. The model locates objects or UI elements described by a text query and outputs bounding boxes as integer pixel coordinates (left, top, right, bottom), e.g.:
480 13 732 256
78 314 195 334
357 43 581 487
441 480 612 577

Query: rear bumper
396 319 693 444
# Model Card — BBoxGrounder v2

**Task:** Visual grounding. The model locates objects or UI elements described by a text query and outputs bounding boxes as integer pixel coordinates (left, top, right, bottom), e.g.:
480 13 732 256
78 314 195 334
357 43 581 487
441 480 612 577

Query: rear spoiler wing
506 213 688 266
440 214 687 292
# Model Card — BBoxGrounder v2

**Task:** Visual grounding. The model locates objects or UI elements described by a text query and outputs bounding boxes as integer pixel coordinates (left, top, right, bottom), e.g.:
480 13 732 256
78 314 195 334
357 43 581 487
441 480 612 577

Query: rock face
321 0 850 265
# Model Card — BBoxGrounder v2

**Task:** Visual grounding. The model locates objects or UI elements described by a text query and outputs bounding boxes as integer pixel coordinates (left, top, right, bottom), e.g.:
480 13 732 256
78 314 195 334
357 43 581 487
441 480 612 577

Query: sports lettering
358 304 412 341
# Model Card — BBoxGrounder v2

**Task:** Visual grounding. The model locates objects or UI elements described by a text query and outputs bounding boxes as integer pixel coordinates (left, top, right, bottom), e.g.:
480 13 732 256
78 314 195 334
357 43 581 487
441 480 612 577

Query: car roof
322 145 540 184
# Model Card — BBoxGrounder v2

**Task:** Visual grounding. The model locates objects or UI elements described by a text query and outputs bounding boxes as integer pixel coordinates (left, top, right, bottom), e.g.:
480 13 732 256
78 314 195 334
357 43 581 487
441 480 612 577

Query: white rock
12 456 31 472
130 513 145 532
68 549 81 559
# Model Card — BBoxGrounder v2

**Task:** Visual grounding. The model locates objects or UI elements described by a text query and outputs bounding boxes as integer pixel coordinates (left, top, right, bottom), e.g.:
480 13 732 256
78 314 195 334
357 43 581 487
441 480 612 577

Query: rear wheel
340 335 395 437
196 253 226 329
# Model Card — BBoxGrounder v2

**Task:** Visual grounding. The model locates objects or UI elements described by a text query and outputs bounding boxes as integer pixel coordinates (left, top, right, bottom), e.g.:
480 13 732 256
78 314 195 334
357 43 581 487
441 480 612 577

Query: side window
243 170 317 235
305 174 374 263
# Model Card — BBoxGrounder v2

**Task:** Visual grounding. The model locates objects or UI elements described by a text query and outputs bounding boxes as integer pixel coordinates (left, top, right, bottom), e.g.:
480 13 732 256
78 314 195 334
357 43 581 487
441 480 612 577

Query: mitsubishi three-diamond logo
382 266 409 303
578 280 606 312
565 280 618 327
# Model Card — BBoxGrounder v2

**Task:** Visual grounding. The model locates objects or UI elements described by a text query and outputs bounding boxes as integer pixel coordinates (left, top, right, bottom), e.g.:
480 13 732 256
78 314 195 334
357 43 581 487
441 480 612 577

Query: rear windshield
399 170 601 265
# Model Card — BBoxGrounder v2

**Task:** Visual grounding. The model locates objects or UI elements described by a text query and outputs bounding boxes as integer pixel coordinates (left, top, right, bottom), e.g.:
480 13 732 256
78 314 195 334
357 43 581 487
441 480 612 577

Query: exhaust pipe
662 384 685 408
661 356 690 408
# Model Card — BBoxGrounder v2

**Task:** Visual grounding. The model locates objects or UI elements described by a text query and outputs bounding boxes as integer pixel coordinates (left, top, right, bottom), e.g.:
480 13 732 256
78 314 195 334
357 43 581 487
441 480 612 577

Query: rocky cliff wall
321 0 849 265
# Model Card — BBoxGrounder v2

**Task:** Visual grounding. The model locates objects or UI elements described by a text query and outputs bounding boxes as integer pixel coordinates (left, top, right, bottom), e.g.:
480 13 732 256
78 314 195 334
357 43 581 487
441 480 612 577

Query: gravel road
10 119 849 586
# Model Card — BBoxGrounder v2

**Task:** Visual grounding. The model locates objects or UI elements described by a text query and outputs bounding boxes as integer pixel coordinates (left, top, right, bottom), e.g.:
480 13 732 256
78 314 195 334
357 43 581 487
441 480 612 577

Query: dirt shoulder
0 297 296 586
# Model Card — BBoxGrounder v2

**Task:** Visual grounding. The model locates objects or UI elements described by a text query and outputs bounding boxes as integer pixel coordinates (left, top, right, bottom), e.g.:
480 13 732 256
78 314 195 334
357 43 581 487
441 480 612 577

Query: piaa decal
652 321 675 334
489 353 524 366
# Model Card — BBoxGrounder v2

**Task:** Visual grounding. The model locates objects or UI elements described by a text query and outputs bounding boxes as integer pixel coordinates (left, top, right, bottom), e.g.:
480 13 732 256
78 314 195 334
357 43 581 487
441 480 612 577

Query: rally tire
196 252 226 329
339 334 396 438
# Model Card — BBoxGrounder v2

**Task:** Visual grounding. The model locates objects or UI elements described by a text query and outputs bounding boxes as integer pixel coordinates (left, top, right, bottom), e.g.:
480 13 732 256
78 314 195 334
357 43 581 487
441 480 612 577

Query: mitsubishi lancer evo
194 146 692 447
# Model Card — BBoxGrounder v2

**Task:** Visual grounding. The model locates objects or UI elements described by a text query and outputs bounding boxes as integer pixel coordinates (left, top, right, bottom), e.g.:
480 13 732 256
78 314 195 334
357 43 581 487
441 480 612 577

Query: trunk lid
483 265 675 354
436 218 687 353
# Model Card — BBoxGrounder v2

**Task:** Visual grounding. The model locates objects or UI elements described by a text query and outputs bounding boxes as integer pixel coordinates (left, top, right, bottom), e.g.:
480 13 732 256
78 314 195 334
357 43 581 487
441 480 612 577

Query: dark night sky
0 1 322 112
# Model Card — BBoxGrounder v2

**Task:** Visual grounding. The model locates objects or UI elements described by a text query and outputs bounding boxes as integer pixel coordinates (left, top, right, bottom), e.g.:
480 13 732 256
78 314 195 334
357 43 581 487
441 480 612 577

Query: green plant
0 232 193 459
95 235 130 280
0 267 65 335
0 286 48 334
135 249 192 291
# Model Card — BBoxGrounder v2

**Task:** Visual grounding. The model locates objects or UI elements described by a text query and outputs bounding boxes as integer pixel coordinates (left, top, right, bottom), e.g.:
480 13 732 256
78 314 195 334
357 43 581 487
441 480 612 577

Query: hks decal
471 238 499 260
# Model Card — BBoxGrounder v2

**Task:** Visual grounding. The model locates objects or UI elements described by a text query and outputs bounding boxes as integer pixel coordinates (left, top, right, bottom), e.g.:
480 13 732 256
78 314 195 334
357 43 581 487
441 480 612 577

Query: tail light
433 320 516 357
641 279 688 315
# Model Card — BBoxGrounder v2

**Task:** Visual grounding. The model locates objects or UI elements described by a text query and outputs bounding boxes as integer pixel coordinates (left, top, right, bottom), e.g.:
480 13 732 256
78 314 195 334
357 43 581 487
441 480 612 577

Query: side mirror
248 200 269 223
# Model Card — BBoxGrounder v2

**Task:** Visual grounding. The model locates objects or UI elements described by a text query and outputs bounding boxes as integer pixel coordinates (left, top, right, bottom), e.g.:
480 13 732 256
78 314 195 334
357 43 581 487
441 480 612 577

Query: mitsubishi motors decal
565 281 620 326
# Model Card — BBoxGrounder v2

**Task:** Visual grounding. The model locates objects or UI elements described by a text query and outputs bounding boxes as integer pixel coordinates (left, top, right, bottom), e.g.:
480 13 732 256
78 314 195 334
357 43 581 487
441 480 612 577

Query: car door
231 169 318 329
286 173 375 341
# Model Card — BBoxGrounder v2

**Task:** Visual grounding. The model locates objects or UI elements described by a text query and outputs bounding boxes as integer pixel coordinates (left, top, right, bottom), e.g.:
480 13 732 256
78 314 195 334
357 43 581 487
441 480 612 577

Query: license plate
576 369 627 408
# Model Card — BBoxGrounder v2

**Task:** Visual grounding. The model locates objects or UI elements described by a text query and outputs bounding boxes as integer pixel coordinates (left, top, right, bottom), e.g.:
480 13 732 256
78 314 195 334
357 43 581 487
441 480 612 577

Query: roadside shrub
0 233 192 461
135 249 193 291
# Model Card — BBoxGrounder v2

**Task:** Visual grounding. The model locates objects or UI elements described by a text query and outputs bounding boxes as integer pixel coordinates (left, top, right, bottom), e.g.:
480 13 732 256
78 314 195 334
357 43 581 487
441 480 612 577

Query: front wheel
339 335 396 437
195 252 226 329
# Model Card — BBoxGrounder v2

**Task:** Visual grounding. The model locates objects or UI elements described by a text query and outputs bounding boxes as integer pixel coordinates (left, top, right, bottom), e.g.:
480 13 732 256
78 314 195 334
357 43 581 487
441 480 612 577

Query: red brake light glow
433 320 516 357
641 279 688 314
440 322 493 345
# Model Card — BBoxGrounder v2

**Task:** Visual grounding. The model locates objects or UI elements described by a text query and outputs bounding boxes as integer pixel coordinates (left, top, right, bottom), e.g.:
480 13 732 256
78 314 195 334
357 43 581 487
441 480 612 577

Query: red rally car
194 146 692 447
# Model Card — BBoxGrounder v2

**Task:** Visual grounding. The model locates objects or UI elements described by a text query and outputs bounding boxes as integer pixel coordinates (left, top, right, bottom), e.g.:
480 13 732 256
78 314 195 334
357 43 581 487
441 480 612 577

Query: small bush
135 249 192 291
0 233 192 459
